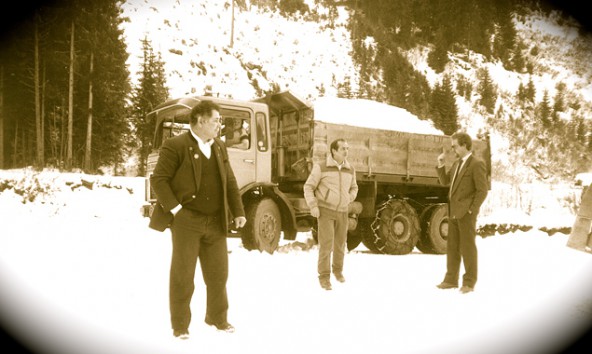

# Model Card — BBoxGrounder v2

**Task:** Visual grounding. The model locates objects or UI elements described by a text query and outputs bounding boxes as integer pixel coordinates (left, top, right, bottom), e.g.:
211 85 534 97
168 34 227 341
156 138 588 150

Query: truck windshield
151 105 252 150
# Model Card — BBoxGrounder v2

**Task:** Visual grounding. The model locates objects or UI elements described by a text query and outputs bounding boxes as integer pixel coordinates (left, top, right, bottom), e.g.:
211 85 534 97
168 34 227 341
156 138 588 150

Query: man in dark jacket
435 132 488 294
149 100 246 339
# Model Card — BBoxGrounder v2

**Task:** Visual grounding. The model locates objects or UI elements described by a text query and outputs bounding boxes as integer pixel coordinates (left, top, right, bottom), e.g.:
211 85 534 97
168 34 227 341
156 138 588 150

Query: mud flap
567 184 592 253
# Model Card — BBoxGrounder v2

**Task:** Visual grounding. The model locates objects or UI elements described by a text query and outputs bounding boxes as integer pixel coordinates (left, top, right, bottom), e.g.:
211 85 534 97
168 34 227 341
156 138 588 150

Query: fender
239 181 298 240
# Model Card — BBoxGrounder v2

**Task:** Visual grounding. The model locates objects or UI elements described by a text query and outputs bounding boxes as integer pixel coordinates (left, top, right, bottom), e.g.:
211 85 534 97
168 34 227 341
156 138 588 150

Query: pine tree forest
0 0 173 174
0 0 133 172
0 0 590 176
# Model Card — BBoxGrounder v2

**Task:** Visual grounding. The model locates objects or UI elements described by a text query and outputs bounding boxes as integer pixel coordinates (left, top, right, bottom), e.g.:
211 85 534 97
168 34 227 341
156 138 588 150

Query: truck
141 91 492 255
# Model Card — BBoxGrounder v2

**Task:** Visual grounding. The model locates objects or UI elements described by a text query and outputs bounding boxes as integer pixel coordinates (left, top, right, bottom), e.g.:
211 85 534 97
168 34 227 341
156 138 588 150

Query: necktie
450 160 463 193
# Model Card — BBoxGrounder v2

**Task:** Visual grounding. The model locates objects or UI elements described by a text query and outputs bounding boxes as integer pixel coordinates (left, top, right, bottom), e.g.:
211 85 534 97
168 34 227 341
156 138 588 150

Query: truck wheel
360 218 382 253
242 198 281 254
347 217 362 251
416 206 436 253
417 204 448 254
372 199 420 255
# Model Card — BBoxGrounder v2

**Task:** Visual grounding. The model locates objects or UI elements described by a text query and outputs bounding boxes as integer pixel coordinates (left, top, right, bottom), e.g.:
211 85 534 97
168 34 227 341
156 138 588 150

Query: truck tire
360 218 382 253
417 204 448 254
372 199 420 255
242 198 281 254
416 206 435 254
346 217 362 251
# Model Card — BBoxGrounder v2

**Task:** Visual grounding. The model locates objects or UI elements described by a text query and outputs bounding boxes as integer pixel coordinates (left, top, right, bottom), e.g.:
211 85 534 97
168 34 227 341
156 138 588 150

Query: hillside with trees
0 0 590 184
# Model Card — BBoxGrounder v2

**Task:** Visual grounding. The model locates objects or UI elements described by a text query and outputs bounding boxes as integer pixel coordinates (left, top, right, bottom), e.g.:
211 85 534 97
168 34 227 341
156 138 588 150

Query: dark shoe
334 272 346 283
436 282 458 289
205 317 235 333
319 278 332 290
173 329 189 340
460 286 474 294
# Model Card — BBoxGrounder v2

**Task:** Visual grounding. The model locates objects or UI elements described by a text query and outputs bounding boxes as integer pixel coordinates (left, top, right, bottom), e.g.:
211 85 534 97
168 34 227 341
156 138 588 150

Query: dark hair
190 100 221 125
451 132 472 151
330 138 345 157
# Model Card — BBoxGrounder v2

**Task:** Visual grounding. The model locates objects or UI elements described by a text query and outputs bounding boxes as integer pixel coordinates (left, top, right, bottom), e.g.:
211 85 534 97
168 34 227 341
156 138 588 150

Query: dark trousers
444 212 478 288
169 208 228 331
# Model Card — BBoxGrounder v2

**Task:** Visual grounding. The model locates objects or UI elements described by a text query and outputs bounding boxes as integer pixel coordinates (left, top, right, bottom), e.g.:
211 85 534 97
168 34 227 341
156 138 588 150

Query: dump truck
141 91 491 255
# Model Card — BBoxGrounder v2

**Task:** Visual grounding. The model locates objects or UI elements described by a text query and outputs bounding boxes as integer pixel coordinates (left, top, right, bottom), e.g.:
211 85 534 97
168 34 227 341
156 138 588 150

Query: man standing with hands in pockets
304 138 358 291
149 100 246 339
435 132 488 294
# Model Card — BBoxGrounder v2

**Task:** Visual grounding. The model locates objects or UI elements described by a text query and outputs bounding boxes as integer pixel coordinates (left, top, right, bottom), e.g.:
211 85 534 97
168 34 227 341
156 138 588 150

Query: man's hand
234 216 247 228
171 204 182 215
310 206 320 218
437 152 446 167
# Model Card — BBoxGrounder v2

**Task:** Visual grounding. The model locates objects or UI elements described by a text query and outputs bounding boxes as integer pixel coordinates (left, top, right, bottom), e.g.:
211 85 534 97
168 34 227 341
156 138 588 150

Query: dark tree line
0 0 169 175
348 0 530 129
0 0 130 172
130 37 169 176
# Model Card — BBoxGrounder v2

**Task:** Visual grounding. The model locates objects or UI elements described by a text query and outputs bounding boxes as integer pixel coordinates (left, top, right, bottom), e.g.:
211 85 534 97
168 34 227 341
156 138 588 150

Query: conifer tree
430 75 458 135
76 0 131 171
538 90 552 128
517 82 526 103
477 68 496 113
553 82 566 114
525 77 536 103
492 2 517 69
511 43 525 72
456 76 472 100
427 30 449 73
0 0 129 170
131 37 169 176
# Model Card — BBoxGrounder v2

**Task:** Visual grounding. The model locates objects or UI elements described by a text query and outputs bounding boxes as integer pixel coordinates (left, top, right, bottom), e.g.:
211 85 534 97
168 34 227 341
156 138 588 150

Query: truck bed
310 120 490 185
266 93 491 188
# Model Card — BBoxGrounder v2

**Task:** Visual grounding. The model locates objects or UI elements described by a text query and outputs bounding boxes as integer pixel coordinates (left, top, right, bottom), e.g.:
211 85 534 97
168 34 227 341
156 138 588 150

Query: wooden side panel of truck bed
310 120 491 183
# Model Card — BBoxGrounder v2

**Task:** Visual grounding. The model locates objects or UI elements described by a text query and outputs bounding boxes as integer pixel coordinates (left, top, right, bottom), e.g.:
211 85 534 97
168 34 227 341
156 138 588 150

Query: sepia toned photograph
1 1 591 353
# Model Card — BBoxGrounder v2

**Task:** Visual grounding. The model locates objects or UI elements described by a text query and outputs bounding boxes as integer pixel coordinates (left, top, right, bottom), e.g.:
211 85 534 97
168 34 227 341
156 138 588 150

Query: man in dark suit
435 132 488 294
149 100 246 339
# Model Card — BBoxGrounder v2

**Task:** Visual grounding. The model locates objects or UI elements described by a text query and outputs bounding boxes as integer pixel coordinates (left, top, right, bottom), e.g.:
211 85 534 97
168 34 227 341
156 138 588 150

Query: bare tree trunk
50 106 57 163
66 20 75 170
60 97 66 165
34 16 44 168
13 122 18 167
230 0 235 48
0 66 4 169
41 62 46 166
84 51 94 172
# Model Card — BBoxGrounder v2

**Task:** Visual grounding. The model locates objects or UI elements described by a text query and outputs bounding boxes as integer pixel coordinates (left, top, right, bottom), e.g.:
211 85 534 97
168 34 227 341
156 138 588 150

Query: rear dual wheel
416 204 448 254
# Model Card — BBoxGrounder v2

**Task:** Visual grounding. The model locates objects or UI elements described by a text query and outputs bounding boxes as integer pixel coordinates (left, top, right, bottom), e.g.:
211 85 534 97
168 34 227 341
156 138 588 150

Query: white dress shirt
190 129 214 159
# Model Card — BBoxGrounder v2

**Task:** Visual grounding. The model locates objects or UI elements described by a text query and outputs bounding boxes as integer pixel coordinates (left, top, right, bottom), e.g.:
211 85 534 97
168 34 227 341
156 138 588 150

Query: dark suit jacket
148 132 245 232
437 155 488 219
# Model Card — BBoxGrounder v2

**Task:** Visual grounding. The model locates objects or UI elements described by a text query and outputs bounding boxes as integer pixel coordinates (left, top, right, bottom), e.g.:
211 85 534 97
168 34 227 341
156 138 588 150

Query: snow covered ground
0 168 591 354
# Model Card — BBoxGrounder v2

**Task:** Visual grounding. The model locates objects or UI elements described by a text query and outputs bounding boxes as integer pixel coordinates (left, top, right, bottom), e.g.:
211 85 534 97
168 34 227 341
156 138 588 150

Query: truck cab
142 93 305 254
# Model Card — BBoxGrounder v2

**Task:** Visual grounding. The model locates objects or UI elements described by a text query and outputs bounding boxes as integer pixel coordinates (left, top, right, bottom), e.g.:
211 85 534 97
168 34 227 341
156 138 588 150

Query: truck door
220 108 256 189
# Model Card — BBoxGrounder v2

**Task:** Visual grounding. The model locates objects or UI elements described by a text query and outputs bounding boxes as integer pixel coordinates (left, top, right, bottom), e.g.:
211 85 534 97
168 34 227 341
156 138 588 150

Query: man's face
451 138 468 158
333 141 349 161
196 110 222 140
